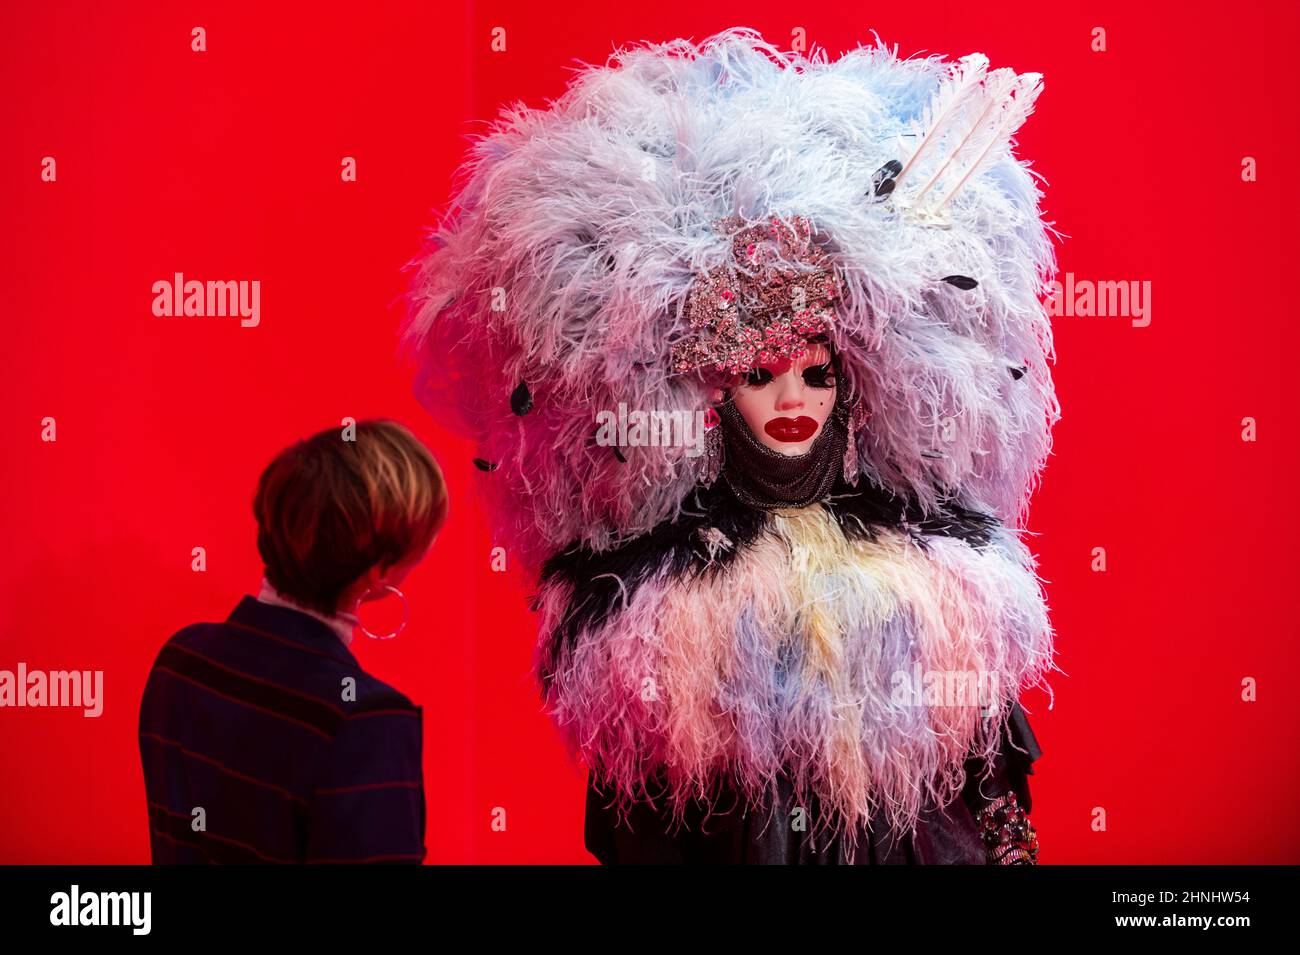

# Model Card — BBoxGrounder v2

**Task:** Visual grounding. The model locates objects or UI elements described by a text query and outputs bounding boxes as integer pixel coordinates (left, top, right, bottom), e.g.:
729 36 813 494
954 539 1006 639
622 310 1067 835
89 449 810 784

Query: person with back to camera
138 419 448 864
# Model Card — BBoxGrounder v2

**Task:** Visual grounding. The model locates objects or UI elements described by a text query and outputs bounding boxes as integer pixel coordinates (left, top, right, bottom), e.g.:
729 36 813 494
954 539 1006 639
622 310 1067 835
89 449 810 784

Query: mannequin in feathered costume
403 28 1061 864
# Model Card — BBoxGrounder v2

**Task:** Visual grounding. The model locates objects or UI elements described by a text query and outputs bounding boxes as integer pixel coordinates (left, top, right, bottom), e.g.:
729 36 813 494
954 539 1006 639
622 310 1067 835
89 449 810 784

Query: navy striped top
138 596 426 864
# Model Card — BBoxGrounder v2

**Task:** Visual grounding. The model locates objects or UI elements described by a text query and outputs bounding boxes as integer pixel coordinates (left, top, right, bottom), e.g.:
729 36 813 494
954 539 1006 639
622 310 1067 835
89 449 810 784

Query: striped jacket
138 595 426 863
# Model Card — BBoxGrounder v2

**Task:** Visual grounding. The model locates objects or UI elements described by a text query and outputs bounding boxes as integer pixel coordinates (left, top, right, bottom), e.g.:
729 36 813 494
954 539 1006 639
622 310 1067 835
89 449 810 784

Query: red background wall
2 0 1297 863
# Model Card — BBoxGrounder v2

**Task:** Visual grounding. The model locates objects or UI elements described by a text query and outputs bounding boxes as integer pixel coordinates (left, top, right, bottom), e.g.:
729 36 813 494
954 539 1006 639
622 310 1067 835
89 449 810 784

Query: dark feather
472 457 498 472
942 275 979 290
871 160 901 199
535 481 767 687
510 380 533 416
825 476 999 551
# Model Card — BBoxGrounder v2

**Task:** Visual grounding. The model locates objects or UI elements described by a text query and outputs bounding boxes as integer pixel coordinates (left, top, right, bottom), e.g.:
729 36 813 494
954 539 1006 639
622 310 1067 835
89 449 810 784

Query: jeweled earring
842 397 869 485
700 406 724 487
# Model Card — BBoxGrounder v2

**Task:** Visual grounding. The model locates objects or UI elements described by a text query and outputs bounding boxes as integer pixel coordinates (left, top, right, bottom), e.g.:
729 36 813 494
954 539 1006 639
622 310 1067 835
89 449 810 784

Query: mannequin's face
720 342 837 455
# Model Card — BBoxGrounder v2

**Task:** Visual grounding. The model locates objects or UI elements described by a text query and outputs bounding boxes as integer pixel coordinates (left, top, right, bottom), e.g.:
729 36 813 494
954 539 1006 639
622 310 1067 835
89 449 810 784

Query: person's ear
709 386 724 404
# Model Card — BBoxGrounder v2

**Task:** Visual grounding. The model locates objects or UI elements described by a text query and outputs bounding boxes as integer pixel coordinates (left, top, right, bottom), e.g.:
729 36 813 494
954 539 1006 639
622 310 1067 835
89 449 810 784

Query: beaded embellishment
976 791 1040 865
671 214 845 377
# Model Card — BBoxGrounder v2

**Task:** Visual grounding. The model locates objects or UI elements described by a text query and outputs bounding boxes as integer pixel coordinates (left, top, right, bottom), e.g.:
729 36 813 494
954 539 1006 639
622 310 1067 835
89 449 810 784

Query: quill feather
932 72 1044 213
913 68 1018 205
894 53 989 189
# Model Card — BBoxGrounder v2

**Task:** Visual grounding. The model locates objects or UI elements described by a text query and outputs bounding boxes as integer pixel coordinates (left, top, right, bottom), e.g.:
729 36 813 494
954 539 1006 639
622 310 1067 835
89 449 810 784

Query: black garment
138 596 426 864
584 702 1041 865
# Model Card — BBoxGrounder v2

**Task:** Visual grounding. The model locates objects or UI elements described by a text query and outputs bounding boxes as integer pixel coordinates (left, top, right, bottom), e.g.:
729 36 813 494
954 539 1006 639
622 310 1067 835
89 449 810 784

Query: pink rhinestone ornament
671 214 845 377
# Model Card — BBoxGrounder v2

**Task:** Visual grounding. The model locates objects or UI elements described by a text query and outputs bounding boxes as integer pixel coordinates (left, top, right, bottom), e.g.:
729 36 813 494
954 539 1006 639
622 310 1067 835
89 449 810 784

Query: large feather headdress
402 27 1060 568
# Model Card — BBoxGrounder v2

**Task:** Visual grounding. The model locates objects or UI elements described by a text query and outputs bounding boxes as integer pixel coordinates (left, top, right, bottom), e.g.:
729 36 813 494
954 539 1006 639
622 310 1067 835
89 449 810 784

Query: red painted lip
764 416 818 442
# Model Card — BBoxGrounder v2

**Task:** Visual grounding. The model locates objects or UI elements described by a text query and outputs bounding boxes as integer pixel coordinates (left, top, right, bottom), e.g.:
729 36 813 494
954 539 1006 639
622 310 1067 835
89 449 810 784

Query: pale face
722 342 838 455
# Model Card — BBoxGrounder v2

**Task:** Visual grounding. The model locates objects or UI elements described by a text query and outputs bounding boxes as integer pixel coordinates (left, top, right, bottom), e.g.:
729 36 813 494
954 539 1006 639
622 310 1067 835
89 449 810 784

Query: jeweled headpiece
671 214 845 377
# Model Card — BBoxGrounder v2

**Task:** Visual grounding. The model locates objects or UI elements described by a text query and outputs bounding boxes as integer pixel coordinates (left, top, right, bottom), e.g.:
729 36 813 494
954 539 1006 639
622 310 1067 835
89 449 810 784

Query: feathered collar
532 480 1054 841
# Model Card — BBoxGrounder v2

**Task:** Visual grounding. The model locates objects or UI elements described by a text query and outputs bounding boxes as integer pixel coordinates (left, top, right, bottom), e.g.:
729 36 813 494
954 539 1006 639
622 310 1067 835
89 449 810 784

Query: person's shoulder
145 618 226 666
146 612 418 713
341 670 421 715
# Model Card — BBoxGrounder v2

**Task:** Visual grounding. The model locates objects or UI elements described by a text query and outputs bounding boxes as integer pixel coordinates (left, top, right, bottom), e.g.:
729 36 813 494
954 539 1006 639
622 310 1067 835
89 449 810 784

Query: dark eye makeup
741 361 837 389
802 362 836 389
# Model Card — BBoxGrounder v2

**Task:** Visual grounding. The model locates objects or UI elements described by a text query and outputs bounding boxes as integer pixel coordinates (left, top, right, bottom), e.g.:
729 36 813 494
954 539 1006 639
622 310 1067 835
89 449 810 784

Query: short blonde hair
254 420 448 615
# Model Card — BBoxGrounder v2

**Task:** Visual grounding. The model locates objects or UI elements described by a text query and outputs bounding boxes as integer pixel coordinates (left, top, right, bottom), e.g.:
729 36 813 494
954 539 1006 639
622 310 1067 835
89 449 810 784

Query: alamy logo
890 664 1002 716
0 663 103 717
151 273 261 327
49 885 151 935
594 403 708 457
1046 271 1151 327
